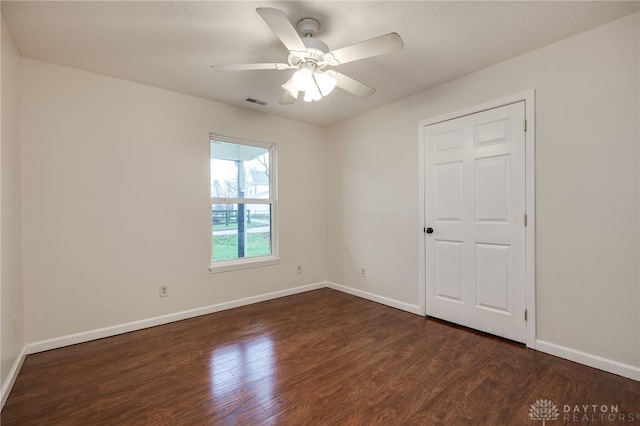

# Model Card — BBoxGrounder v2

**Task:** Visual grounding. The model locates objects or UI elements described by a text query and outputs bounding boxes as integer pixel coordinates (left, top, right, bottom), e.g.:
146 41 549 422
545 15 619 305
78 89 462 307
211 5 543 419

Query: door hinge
523 119 527 132
524 309 528 321
524 213 528 227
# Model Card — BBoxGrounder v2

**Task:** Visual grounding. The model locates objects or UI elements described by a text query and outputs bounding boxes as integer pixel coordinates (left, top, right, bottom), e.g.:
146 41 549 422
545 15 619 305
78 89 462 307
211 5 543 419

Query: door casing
418 90 536 348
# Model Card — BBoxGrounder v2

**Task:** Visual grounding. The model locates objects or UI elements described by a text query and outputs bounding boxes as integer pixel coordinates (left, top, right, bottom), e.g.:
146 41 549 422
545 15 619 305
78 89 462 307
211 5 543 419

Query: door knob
426 227 434 234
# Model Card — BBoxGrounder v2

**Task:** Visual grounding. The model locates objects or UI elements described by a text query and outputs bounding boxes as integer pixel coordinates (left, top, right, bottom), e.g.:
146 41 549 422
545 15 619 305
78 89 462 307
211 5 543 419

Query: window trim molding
209 133 278 272
209 255 281 274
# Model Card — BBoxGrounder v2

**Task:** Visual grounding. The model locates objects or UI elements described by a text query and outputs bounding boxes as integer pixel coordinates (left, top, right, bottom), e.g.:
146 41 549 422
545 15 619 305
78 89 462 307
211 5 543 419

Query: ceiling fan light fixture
292 64 337 102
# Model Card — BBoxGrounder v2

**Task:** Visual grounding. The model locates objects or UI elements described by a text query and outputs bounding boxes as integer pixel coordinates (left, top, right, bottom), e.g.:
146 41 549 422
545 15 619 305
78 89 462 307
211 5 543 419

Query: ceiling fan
211 7 404 104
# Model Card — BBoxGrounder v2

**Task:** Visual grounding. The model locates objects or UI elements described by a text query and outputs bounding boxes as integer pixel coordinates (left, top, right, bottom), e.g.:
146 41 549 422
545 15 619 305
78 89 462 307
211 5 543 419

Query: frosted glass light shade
281 78 299 99
315 70 337 96
292 68 314 92
303 83 322 102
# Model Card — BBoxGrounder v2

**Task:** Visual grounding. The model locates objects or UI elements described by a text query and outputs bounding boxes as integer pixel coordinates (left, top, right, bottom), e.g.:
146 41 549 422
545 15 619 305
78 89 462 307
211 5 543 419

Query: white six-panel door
424 102 526 343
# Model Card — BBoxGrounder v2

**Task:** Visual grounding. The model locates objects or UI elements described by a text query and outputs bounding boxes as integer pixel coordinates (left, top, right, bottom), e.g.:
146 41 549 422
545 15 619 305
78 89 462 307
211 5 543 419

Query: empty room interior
1 1 639 424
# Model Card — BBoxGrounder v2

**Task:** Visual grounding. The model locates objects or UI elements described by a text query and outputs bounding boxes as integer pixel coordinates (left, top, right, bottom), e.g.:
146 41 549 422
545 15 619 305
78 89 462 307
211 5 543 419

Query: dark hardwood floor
2 288 639 425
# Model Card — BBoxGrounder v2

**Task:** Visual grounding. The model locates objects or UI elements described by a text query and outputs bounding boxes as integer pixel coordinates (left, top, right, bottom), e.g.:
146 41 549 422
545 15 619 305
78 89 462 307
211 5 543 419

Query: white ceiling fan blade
334 72 376 98
211 63 291 71
323 33 404 66
256 8 307 53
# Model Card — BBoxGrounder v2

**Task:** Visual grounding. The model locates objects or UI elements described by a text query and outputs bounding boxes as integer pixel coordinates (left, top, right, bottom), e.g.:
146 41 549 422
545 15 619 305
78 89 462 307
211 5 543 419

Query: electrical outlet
159 284 169 298
297 264 302 274
360 267 367 278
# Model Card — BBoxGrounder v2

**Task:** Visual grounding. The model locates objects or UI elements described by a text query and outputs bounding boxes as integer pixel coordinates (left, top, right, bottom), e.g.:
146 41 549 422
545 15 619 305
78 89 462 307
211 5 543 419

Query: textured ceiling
2 1 639 127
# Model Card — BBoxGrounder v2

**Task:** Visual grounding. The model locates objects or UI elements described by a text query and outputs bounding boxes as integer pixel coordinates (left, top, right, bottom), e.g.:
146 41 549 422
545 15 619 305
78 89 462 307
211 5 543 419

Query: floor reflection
209 334 275 409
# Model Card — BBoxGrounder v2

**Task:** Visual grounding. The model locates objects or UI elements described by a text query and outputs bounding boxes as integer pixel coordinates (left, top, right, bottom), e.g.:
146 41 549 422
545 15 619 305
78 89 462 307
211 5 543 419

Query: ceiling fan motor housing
303 38 329 57
288 18 330 66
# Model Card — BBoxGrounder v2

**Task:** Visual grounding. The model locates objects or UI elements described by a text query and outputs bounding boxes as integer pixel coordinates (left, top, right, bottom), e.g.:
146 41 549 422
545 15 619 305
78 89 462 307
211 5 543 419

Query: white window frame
209 134 279 273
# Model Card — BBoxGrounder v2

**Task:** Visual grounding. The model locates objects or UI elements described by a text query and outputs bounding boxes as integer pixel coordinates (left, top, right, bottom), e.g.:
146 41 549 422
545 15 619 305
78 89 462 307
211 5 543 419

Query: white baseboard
26 281 420 355
325 281 422 315
1 345 27 409
27 282 325 354
19 283 640 389
536 339 640 381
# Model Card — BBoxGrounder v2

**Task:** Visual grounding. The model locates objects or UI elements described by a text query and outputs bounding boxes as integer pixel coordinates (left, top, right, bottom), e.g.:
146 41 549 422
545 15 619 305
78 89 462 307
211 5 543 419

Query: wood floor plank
2 288 639 425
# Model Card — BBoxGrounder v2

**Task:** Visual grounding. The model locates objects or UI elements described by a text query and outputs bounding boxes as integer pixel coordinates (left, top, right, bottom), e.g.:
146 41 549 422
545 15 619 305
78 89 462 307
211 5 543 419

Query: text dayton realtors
562 404 636 423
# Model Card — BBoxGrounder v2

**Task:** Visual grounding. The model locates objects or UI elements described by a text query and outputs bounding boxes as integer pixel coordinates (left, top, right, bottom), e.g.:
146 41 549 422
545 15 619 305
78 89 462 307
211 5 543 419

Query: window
209 135 278 272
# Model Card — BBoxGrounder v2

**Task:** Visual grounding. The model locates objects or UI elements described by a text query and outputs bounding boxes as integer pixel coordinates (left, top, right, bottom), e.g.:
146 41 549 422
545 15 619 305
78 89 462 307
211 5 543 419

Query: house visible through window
209 135 278 272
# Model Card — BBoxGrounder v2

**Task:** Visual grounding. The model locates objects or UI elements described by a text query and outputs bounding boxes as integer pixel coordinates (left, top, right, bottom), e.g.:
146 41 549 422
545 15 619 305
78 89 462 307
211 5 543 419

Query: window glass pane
211 203 271 261
210 140 270 199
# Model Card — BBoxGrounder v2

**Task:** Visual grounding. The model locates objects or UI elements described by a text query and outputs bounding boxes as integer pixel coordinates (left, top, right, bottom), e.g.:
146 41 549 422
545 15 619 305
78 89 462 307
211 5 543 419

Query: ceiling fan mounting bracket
297 18 320 38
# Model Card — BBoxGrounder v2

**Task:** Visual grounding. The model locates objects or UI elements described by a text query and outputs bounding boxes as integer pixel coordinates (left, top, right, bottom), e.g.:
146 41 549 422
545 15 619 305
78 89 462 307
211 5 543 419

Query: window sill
209 256 280 274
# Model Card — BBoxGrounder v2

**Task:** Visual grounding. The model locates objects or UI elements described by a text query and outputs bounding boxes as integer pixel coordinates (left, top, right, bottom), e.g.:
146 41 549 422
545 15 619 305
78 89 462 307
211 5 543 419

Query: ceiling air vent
244 97 267 106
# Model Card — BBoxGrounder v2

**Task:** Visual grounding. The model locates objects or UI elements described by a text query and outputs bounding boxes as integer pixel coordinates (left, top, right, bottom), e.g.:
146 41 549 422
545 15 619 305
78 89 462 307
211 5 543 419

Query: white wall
1 14 26 392
8 7 640 387
326 13 639 370
20 59 327 344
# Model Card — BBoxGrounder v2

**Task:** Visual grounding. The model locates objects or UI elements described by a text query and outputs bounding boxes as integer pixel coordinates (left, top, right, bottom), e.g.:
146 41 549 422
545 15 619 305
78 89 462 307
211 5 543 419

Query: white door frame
418 90 536 348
